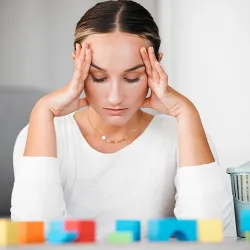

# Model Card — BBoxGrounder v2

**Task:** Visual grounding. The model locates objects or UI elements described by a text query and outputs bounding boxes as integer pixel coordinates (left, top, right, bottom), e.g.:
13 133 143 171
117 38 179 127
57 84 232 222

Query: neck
88 107 142 140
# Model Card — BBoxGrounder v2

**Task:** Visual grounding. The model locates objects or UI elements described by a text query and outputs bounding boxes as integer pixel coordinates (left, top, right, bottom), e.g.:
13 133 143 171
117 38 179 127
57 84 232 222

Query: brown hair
74 0 161 59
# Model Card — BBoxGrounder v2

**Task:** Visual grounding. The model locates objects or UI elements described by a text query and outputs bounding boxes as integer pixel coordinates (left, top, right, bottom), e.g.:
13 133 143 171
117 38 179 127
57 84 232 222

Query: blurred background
1 0 250 238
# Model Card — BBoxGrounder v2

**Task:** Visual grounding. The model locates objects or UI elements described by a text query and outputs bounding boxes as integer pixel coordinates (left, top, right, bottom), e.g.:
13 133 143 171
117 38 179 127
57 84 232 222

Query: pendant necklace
87 108 143 143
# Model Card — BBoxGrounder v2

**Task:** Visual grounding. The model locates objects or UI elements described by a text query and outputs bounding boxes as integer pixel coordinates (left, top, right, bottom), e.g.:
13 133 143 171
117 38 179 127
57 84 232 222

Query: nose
107 82 124 106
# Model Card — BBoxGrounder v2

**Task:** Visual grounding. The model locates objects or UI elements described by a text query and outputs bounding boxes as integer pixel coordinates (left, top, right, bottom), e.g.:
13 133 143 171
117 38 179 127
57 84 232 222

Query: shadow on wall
0 86 46 216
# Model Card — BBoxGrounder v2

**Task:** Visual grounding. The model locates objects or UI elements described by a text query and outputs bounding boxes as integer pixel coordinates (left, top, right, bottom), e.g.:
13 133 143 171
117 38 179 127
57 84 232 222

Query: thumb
78 97 89 108
141 97 151 109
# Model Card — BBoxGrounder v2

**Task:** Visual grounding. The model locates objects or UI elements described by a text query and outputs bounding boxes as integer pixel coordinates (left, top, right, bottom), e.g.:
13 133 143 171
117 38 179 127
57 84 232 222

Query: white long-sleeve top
11 112 233 239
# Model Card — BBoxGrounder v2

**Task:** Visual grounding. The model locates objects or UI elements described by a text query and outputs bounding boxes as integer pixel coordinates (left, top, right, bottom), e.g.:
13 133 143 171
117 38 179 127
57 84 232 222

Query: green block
246 231 250 243
107 232 133 244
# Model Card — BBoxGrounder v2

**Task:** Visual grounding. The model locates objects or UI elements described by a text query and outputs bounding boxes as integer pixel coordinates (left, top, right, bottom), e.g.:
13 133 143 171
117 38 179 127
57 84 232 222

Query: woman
11 0 233 239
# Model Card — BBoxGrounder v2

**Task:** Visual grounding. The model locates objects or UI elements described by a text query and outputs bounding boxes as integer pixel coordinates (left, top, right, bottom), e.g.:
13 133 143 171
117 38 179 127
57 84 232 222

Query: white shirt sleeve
173 134 234 232
11 125 66 221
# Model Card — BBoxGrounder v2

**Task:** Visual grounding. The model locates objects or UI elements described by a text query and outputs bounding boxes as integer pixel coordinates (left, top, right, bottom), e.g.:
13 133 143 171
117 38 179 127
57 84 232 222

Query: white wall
0 0 157 93
159 0 250 237
0 0 98 92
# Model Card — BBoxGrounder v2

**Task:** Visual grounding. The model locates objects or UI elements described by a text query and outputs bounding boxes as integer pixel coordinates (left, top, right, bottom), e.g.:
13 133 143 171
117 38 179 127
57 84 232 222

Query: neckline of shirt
70 111 158 158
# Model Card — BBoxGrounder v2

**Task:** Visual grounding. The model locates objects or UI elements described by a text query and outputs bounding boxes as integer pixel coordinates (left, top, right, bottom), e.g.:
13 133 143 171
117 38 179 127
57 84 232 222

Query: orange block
18 222 45 244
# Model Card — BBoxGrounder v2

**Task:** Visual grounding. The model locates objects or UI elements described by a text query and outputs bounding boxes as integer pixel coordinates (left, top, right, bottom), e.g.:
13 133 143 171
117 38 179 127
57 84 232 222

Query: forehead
83 32 151 72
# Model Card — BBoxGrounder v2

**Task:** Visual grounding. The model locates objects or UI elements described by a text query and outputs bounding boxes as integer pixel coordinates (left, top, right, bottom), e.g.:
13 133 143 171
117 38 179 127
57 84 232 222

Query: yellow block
0 219 18 246
198 219 223 243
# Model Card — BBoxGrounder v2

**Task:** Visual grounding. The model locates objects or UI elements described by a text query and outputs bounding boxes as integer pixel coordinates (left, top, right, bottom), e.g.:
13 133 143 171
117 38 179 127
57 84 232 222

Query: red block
64 220 95 242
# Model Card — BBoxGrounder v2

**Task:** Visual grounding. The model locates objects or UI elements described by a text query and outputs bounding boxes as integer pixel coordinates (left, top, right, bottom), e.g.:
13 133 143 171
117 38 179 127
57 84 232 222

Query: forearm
11 157 65 221
174 162 234 231
177 104 215 167
24 98 57 157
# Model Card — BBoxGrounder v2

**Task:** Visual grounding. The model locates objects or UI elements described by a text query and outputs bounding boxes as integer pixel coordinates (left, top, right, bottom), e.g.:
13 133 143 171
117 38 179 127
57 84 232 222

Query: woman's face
83 32 151 126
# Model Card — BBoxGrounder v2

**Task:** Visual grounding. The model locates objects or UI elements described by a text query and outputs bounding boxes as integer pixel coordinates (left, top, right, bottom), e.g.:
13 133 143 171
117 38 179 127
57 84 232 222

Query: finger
148 47 160 82
75 43 81 59
73 46 86 80
140 47 152 77
81 47 92 82
78 97 89 108
74 43 87 72
155 61 168 82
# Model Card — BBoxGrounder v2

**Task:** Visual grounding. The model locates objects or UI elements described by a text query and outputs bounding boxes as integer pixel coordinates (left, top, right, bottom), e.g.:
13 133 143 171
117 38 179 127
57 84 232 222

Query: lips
104 108 128 111
103 108 128 115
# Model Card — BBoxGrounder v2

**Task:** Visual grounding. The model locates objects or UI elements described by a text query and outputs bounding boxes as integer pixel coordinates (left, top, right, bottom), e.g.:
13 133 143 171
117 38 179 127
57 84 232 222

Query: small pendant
101 135 106 140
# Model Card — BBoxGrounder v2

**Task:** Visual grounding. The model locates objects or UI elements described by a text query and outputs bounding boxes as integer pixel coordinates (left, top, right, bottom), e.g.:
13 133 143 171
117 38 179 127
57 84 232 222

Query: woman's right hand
39 42 92 117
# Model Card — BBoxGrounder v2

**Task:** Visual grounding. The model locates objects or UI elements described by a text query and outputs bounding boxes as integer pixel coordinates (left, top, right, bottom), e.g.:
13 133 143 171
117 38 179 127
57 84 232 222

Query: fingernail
142 47 147 53
151 47 154 54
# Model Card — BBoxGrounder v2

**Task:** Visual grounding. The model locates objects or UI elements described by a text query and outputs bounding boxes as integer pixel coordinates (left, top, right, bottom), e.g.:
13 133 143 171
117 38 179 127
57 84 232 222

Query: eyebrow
90 63 145 72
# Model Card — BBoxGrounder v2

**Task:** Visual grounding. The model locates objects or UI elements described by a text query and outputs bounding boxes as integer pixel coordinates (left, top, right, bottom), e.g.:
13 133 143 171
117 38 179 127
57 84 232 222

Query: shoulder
144 113 178 149
152 114 177 128
14 113 78 161
53 112 77 136
16 112 76 141
151 114 178 138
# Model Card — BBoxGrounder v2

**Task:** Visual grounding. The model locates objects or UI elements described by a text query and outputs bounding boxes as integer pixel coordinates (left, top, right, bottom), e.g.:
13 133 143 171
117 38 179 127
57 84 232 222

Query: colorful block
47 220 65 231
46 220 78 244
198 219 223 243
18 222 44 244
116 220 141 241
0 220 18 246
246 232 250 243
64 220 95 242
107 232 133 244
148 218 197 242
240 209 250 232
46 231 78 244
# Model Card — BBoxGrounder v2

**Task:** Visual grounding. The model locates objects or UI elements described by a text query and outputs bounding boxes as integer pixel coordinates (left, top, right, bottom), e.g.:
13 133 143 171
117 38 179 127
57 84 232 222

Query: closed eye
91 77 140 83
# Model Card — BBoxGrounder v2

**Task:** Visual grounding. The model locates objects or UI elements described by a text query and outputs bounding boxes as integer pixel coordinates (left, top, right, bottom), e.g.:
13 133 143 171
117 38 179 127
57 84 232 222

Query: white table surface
1 238 249 250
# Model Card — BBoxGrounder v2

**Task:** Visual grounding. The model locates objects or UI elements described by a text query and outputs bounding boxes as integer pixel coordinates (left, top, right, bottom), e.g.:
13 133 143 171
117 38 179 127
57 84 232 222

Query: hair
73 0 161 60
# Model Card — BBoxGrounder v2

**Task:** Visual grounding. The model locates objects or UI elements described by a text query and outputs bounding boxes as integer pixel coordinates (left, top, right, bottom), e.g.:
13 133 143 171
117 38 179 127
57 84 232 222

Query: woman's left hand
140 46 196 118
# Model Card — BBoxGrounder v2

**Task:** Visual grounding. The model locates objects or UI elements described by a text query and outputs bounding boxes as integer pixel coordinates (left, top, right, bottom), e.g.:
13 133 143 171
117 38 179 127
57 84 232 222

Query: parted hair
73 0 161 59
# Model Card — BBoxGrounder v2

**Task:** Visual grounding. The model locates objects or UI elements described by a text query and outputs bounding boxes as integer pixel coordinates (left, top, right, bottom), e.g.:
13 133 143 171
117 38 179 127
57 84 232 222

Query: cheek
84 79 102 100
131 76 148 99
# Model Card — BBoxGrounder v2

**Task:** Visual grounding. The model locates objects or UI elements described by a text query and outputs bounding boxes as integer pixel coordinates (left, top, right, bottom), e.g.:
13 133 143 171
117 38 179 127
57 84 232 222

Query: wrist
31 97 55 121
176 102 199 122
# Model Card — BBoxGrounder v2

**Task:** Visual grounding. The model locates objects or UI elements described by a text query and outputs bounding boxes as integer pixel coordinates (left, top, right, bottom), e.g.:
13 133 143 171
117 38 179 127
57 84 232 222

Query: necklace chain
87 108 143 143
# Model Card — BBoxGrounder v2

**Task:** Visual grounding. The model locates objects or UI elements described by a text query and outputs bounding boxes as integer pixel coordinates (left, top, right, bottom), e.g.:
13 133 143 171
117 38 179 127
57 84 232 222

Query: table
1 238 249 250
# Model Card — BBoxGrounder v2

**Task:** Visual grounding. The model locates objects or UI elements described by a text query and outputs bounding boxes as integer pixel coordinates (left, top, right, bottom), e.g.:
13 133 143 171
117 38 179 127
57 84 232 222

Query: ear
72 51 76 62
158 52 163 62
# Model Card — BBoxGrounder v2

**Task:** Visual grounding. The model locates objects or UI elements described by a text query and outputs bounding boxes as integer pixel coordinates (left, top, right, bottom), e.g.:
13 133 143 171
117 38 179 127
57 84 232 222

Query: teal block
116 220 141 241
148 219 169 241
240 209 250 232
48 220 65 231
46 220 78 244
148 218 197 242
46 231 78 244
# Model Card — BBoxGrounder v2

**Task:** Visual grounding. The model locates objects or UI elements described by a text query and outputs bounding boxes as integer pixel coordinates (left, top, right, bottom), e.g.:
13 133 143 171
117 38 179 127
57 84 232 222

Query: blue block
48 220 65 231
148 219 169 241
45 220 78 244
46 230 78 244
240 209 250 232
148 218 197 242
116 220 141 241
